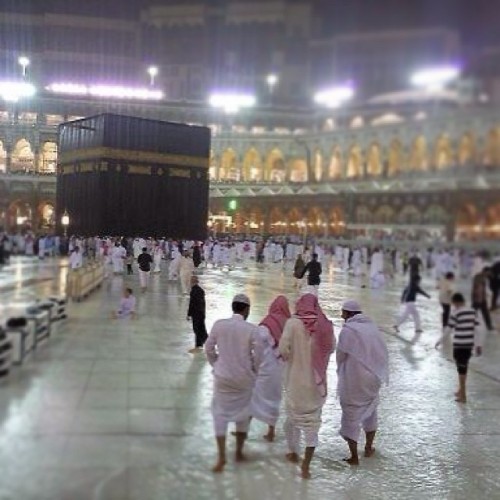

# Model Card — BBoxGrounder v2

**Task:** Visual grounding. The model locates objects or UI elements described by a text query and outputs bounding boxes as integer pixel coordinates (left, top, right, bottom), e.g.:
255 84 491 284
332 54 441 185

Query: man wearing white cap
337 300 389 465
205 293 263 473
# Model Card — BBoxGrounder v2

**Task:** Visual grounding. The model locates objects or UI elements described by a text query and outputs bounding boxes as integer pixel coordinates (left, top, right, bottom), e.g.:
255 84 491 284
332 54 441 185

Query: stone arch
289 158 308 182
306 206 326 236
269 207 286 235
433 134 453 170
313 150 323 182
287 207 304 234
458 132 476 166
374 205 395 224
329 206 345 235
346 145 363 178
38 201 56 228
265 148 286 182
242 147 263 181
409 135 428 171
248 207 264 233
423 204 448 225
484 127 500 166
366 143 383 177
0 140 6 173
7 199 33 229
11 138 34 173
328 146 343 179
356 205 372 224
387 139 404 176
220 148 238 181
398 205 421 224
456 203 479 238
485 202 500 236
39 141 57 173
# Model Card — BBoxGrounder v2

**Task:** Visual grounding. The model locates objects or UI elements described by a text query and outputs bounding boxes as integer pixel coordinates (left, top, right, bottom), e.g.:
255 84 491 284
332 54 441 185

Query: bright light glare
0 81 36 102
147 66 158 77
314 86 354 108
47 82 164 100
18 56 30 67
410 66 460 89
267 74 278 86
209 93 256 113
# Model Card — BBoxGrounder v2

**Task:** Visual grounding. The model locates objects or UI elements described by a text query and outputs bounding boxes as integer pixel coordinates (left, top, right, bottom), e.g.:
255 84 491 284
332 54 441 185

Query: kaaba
56 113 210 238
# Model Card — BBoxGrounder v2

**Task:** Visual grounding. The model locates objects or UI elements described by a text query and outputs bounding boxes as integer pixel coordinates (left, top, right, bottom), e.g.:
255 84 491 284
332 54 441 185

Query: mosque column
5 144 12 173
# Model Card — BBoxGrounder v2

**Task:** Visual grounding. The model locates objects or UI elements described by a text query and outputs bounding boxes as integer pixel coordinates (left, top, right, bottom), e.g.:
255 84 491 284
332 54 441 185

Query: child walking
435 293 482 403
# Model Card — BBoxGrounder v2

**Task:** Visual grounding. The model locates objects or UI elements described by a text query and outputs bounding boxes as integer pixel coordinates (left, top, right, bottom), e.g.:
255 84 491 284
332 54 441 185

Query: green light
228 199 238 211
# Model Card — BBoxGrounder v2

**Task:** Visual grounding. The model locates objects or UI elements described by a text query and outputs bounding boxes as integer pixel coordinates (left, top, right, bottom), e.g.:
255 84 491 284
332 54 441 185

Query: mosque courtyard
1 256 500 500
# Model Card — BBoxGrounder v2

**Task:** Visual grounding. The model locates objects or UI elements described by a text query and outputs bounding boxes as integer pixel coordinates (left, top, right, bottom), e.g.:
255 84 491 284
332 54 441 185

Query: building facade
1 94 499 241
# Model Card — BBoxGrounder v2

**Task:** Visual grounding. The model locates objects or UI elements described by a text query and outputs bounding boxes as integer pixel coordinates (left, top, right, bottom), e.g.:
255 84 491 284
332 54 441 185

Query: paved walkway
0 257 499 500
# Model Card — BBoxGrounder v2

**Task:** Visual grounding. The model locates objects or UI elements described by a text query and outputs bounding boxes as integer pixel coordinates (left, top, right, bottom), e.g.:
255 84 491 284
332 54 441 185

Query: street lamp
18 56 30 78
267 74 278 92
147 66 159 86
61 210 70 237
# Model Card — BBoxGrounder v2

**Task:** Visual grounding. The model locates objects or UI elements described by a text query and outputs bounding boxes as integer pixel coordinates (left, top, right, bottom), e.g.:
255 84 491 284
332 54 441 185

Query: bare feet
301 463 311 480
342 457 360 466
286 452 300 463
188 347 203 354
364 447 376 458
212 460 226 473
455 396 467 403
235 452 247 462
263 427 275 442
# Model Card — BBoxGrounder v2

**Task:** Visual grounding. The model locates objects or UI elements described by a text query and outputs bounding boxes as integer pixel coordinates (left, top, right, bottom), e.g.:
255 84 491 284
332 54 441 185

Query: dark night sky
1 0 497 48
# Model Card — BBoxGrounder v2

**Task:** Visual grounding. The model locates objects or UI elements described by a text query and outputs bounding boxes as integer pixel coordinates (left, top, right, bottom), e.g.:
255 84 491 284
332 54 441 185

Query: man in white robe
152 244 163 273
111 243 126 274
337 300 389 466
279 293 335 479
205 294 263 473
179 252 195 294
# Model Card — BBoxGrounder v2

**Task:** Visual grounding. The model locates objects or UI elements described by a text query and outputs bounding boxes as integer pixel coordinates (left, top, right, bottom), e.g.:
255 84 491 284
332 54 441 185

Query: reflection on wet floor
0 256 499 499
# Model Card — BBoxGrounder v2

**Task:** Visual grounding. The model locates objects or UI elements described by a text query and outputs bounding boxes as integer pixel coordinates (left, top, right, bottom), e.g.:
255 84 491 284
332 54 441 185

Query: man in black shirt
408 252 423 279
394 275 430 334
300 253 322 287
137 247 153 293
187 276 208 353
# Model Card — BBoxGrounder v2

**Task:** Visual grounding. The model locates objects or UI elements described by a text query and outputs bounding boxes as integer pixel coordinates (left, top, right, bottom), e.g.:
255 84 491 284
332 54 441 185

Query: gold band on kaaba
59 147 209 168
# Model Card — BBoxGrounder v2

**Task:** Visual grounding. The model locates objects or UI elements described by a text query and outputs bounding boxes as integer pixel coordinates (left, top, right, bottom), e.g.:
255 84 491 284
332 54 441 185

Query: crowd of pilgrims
1 230 499 478
1 231 498 283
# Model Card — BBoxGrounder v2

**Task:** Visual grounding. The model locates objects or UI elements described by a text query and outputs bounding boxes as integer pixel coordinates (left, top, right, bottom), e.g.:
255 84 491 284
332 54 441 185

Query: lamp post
147 66 159 86
61 210 70 238
18 56 30 78
266 74 278 104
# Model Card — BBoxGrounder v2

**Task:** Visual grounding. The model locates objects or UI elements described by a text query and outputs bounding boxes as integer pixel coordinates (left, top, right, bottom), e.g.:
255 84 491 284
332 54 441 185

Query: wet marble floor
0 256 500 500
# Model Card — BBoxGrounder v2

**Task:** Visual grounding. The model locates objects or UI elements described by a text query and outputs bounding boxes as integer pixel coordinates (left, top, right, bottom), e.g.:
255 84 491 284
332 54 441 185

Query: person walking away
205 294 263 473
125 253 134 275
186 276 208 353
278 293 335 479
337 300 388 465
251 295 291 442
299 253 322 288
471 267 494 332
293 254 306 289
489 257 500 311
394 275 431 334
137 247 153 293
408 252 423 279
438 272 455 330
112 288 136 319
435 293 482 403
69 246 83 271
179 251 195 295
192 244 202 268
